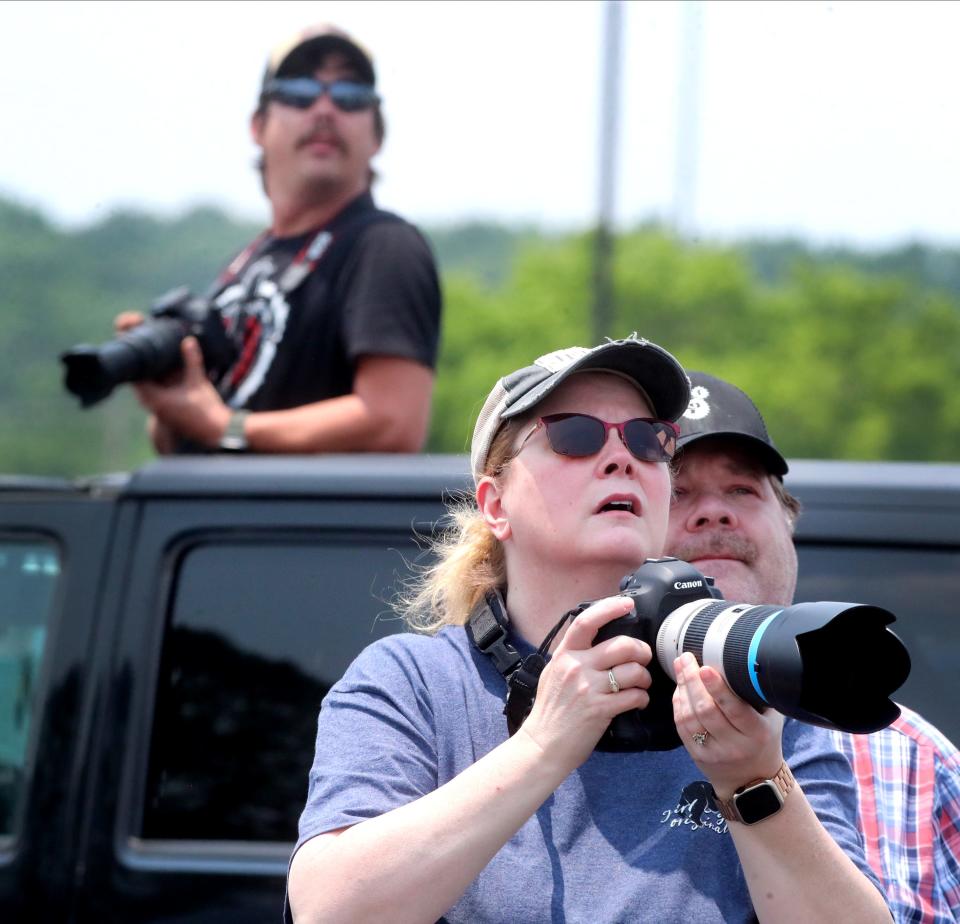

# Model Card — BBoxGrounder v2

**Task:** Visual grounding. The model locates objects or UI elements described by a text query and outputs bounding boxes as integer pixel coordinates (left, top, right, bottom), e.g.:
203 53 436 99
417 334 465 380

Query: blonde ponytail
397 418 526 633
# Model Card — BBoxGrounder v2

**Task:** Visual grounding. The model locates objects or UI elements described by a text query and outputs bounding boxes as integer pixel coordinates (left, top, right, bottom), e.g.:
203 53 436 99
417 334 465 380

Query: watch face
736 782 783 825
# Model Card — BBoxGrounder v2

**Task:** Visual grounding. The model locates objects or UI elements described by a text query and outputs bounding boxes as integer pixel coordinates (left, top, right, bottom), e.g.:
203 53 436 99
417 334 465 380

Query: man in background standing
666 371 960 923
117 24 441 454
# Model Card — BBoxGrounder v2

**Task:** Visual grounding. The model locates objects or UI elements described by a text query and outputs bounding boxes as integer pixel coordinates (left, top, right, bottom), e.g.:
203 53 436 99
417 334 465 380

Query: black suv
1 455 957 922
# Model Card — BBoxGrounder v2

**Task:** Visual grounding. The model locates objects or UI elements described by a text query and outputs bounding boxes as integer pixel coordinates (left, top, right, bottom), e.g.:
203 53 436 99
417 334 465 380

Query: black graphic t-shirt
208 192 441 412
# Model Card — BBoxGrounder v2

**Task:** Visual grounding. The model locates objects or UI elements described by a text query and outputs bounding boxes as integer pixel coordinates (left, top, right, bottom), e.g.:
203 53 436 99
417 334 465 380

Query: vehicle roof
2 455 958 509
786 458 960 509
124 454 476 500
0 471 130 498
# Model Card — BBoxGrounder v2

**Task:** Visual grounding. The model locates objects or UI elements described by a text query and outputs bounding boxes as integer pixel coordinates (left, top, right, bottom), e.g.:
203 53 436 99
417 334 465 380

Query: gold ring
692 730 709 746
607 669 621 694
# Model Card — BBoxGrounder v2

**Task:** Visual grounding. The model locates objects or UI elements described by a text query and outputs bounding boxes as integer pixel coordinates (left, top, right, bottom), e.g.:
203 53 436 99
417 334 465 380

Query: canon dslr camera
590 557 911 751
61 287 236 408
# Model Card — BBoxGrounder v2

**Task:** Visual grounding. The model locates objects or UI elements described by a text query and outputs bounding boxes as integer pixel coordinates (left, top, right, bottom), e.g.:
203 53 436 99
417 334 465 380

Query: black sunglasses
263 77 379 113
513 413 679 464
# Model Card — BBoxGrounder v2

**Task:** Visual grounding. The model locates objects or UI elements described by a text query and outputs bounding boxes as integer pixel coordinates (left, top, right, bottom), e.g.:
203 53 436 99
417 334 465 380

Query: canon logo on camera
673 580 703 590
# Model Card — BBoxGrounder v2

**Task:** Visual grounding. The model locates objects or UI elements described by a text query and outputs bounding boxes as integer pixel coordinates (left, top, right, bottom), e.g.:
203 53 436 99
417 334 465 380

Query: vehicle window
0 540 59 837
796 542 960 746
142 535 426 843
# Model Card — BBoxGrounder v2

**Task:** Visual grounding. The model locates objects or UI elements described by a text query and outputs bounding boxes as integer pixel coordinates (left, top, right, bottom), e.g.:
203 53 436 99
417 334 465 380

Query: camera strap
212 207 402 300
277 229 335 294
466 591 521 678
467 592 585 736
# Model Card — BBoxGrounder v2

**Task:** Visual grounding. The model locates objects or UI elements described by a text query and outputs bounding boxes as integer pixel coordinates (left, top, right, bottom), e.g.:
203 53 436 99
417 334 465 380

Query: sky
2 0 958 249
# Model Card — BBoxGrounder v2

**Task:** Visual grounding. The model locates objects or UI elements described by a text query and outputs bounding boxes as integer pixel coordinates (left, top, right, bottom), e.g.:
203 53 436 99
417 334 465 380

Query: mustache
296 122 346 152
670 533 758 567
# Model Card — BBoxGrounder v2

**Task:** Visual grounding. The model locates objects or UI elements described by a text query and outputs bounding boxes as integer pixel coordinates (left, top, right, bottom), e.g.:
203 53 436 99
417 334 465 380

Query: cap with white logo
677 372 788 476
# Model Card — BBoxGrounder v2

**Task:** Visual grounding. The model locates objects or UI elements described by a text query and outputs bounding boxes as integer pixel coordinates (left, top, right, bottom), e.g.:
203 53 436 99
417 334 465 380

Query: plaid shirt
834 705 960 923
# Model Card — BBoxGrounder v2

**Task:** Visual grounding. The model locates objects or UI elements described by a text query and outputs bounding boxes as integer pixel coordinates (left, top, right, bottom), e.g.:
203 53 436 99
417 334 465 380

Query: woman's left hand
672 652 784 798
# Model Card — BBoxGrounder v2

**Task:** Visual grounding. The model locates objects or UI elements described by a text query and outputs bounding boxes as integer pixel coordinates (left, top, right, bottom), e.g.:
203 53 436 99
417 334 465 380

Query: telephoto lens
593 558 911 751
655 595 911 734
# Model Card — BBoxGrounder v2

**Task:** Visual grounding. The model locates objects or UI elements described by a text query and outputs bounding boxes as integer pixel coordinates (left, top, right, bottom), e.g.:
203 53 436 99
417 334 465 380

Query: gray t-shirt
288 625 879 923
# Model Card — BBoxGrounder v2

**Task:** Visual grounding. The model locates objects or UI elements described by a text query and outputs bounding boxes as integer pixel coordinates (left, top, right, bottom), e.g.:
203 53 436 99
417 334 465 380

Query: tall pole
592 0 624 343
672 0 703 238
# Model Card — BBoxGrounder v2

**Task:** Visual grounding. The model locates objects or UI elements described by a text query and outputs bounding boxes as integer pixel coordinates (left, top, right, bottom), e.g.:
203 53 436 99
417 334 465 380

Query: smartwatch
219 410 250 452
713 761 795 825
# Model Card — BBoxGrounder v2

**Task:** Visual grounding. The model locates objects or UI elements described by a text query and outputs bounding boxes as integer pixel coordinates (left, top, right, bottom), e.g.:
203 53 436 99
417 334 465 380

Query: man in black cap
665 371 960 923
117 24 442 455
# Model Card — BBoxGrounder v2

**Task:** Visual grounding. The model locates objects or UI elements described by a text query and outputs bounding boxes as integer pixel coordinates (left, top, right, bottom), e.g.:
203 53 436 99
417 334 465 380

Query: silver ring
692 730 709 746
607 669 621 694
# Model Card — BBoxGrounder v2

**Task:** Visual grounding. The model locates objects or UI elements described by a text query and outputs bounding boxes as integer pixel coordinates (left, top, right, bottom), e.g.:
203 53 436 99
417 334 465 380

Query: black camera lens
61 317 188 407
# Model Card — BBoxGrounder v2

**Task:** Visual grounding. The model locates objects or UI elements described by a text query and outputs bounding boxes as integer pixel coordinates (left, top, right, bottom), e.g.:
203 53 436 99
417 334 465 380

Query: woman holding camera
286 336 889 923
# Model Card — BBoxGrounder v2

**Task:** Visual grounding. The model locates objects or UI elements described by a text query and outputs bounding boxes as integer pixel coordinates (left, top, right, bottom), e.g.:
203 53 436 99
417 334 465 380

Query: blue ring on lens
747 611 783 703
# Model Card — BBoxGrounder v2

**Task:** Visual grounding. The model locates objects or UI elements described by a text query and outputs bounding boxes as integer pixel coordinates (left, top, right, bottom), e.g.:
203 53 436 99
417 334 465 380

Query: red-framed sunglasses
512 413 679 464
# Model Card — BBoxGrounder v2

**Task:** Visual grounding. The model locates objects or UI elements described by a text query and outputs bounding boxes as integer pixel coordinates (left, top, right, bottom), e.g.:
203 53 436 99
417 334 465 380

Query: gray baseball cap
677 371 788 476
470 336 690 482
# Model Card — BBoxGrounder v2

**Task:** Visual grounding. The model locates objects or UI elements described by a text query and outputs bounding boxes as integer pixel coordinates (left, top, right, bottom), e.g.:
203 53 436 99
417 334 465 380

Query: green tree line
1 194 958 475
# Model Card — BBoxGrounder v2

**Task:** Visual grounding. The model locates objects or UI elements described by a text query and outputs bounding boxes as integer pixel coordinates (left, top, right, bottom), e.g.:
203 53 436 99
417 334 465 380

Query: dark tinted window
0 540 59 837
142 535 424 842
796 542 960 745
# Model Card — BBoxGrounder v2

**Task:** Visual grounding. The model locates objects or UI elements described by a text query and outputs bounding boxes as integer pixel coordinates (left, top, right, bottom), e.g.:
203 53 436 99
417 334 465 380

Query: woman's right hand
518 595 652 771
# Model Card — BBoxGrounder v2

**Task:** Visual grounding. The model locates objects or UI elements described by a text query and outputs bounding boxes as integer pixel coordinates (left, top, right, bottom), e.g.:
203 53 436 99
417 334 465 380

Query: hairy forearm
137 353 434 454
731 785 891 923
288 730 566 924
244 359 433 453
244 394 422 453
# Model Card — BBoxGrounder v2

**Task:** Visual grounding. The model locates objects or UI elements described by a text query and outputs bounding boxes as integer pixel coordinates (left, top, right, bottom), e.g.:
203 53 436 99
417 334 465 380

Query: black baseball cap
470 336 690 482
677 371 788 476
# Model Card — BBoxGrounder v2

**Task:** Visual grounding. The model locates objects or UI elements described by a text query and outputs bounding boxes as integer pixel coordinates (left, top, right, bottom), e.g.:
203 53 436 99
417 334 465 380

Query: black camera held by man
60 287 236 408
590 557 911 752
